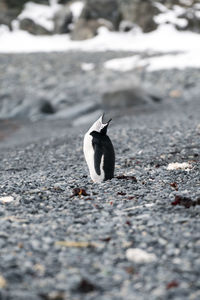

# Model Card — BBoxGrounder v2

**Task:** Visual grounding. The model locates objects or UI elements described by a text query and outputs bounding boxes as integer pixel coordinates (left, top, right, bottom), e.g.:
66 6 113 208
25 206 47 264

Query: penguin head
88 114 111 135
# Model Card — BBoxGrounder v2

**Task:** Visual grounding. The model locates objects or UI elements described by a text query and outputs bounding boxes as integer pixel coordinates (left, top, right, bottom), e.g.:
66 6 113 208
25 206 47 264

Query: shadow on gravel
0 120 20 141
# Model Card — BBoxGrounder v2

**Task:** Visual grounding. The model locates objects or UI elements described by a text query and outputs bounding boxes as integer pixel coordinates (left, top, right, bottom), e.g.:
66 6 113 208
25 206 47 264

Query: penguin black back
90 129 115 181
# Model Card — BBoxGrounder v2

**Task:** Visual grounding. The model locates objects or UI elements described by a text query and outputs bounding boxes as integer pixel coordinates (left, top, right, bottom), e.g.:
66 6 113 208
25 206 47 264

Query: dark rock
0 0 49 28
0 10 19 29
58 0 71 4
80 0 121 29
40 100 55 115
76 278 99 293
4 0 48 10
19 18 51 35
171 195 200 208
53 5 73 34
5 270 23 283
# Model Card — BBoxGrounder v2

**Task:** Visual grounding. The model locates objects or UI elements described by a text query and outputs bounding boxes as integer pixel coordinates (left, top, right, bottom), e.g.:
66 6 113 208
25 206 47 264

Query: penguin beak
101 113 112 126
107 118 112 125
99 114 112 134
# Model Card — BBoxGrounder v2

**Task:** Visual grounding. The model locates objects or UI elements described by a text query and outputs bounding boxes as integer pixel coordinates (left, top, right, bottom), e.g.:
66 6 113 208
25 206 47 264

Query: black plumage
90 128 115 181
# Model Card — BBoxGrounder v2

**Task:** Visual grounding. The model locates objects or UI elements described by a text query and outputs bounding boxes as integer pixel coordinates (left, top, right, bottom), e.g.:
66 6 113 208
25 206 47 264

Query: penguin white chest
83 133 104 183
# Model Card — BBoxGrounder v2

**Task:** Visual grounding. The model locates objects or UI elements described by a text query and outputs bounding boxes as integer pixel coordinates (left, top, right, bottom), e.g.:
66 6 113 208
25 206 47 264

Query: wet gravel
0 89 200 300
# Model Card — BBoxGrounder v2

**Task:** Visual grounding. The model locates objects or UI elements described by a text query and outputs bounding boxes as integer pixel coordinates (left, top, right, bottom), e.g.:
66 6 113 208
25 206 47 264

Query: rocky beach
0 0 200 299
0 50 200 300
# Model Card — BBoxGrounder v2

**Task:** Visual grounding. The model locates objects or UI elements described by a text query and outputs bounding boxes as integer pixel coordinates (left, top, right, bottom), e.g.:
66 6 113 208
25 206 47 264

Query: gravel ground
0 99 200 300
0 51 200 300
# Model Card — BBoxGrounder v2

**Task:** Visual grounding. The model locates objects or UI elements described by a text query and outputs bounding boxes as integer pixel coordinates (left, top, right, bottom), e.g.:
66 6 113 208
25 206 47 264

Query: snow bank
18 1 60 31
0 1 200 71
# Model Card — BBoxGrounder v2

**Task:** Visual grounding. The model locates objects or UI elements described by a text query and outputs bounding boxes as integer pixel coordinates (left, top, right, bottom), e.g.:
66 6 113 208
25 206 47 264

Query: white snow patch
70 1 84 21
126 248 157 264
155 5 188 28
167 162 192 171
0 23 199 54
0 25 10 35
18 1 61 31
104 50 200 72
104 55 144 72
81 62 95 71
0 22 200 72
145 51 200 71
0 196 14 204
195 11 200 19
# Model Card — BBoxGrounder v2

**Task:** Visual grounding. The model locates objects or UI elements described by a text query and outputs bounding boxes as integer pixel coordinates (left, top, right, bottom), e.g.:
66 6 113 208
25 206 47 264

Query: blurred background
0 0 200 141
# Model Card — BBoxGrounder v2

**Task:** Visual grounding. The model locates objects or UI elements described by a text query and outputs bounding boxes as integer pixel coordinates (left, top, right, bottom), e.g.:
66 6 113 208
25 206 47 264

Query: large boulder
80 0 121 29
71 0 160 38
102 79 161 110
0 10 18 30
71 0 120 40
19 18 51 35
119 0 159 33
71 19 100 40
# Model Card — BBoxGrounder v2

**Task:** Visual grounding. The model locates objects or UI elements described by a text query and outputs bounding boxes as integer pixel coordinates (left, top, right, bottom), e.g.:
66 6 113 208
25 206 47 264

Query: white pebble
0 196 14 204
126 248 157 263
167 162 192 171
81 63 95 72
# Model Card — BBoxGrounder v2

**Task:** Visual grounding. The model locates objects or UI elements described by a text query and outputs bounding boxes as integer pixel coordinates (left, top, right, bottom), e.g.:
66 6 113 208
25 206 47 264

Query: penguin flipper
90 131 103 176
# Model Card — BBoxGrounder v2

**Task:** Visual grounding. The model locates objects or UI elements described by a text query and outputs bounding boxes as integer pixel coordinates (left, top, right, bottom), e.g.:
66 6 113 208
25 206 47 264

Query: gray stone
102 80 161 110
19 18 51 35
71 18 100 40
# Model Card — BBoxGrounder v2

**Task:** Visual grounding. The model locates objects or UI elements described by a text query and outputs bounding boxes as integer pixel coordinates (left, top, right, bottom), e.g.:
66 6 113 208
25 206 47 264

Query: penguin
83 114 115 183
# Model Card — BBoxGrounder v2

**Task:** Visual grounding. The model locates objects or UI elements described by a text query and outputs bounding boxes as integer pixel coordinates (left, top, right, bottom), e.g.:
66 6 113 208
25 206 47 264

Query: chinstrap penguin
83 114 115 183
